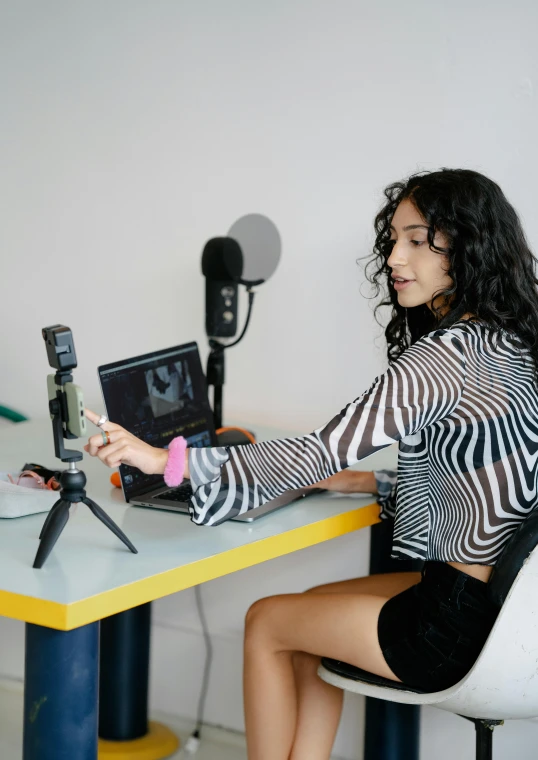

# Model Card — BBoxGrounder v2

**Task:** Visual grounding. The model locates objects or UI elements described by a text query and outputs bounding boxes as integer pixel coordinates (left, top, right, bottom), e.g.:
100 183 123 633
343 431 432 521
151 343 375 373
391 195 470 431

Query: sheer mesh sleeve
187 328 466 525
373 469 398 519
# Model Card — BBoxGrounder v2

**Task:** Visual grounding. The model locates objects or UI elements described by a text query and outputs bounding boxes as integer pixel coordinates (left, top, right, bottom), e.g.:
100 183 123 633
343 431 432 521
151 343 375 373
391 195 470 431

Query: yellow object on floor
98 721 180 759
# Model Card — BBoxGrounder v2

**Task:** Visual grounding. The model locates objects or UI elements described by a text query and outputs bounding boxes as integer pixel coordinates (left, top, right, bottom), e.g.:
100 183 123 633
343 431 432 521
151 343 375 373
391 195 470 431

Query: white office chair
318 510 538 760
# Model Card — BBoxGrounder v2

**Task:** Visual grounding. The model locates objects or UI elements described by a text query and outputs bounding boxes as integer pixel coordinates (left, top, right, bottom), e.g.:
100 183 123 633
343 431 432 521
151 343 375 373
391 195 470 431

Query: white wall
2 1 538 758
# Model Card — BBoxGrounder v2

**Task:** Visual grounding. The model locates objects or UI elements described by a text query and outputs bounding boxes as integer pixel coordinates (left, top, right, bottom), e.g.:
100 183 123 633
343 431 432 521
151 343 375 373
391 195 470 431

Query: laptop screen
98 341 216 501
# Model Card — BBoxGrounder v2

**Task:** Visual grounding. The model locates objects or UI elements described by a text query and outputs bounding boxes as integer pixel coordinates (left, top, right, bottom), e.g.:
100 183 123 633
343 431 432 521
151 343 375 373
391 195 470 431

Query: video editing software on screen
100 344 213 497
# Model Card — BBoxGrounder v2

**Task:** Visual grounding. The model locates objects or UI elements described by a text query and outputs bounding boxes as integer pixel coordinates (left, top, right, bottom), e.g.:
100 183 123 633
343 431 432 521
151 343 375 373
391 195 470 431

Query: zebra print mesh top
186 319 538 565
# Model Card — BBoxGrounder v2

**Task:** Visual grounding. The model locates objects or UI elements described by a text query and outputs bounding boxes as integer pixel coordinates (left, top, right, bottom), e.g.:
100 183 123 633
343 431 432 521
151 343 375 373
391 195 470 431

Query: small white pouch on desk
0 474 57 518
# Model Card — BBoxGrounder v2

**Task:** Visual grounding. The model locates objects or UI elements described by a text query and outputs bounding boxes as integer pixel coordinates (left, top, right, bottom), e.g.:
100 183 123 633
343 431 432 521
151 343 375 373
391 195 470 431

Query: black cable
190 290 255 749
193 584 213 735
210 288 256 352
193 288 254 741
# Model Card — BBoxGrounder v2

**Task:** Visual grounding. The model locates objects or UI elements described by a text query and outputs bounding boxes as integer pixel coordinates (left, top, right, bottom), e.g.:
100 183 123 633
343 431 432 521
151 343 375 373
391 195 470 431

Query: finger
84 408 119 433
86 436 101 456
86 433 104 456
97 441 129 469
84 408 102 426
87 431 117 456
96 441 121 467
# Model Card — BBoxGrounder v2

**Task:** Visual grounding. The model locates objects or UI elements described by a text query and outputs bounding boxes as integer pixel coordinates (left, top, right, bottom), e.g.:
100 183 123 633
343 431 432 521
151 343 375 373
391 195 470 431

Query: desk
0 419 407 760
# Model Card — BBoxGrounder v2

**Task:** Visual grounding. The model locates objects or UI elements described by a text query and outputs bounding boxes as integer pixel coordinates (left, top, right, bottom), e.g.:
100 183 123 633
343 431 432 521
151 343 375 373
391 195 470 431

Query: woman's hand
307 470 378 494
84 409 169 475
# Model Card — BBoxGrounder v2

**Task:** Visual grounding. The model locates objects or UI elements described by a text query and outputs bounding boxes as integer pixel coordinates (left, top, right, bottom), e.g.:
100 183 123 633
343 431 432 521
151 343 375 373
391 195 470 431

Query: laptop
98 341 321 521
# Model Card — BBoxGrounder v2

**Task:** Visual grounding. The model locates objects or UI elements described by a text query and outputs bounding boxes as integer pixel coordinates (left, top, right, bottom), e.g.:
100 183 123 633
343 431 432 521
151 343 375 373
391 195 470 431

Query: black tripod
34 462 137 569
34 354 137 569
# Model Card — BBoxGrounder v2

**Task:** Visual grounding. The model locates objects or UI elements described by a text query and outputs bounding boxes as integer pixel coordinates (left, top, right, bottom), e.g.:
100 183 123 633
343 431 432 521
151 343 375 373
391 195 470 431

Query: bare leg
289 651 343 760
244 572 420 760
289 572 420 760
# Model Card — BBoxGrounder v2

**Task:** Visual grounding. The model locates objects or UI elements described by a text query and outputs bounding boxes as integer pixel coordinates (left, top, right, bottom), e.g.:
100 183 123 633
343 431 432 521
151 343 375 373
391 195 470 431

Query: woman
85 168 538 760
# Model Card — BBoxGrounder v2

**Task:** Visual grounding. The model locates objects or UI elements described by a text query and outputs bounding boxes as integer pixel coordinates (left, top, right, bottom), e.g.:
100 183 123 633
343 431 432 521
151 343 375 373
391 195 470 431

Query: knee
304 582 331 595
292 650 320 675
244 596 276 642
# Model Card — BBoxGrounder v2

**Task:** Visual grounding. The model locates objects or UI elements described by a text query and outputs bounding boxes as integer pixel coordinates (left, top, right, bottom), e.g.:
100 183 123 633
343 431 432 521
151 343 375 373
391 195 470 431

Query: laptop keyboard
157 483 194 502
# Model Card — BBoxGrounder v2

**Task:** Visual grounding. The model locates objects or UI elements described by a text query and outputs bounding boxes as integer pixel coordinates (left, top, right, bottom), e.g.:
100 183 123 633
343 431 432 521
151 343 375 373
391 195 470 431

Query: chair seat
321 658 428 694
320 518 538 726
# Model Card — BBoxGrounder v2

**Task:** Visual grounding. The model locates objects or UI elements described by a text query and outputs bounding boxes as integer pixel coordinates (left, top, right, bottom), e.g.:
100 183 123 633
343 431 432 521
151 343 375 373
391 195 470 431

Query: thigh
247 591 403 682
307 571 421 598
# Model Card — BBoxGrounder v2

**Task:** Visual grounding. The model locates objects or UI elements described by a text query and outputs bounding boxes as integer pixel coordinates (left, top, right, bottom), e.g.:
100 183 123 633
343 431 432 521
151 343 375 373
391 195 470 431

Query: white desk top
0 419 395 629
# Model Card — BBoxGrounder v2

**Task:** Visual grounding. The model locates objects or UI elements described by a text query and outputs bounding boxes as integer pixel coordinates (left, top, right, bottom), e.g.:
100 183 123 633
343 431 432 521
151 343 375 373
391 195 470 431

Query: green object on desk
0 405 28 423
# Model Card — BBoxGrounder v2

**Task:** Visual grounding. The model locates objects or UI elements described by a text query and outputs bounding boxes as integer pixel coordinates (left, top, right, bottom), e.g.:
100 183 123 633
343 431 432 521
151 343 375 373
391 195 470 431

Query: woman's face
387 199 452 313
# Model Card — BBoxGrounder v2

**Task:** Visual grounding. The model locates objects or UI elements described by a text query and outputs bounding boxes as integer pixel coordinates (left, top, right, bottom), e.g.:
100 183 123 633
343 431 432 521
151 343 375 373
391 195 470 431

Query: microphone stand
206 343 225 430
206 287 256 437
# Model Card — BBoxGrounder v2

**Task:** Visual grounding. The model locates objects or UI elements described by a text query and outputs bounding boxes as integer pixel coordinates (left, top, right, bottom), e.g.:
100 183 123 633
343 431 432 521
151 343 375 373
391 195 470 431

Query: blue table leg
99 602 151 740
365 519 422 760
98 603 180 758
23 621 99 760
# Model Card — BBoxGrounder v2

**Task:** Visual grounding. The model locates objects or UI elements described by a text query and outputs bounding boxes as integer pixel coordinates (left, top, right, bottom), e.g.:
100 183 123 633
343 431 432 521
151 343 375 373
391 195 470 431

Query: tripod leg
39 503 56 540
83 497 138 554
33 500 71 569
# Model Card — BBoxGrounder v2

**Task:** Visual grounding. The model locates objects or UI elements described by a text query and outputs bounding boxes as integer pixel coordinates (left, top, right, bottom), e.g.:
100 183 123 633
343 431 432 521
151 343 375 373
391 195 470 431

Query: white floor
5 673 538 760
0 676 250 760
0 676 345 760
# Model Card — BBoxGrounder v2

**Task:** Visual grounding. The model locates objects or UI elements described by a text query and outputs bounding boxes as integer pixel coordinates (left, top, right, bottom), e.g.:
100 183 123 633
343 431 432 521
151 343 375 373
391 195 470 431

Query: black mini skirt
377 561 499 692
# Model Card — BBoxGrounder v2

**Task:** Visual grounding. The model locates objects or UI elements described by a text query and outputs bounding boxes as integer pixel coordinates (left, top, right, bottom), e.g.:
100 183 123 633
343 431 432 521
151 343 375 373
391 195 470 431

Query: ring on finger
101 429 111 447
97 414 108 428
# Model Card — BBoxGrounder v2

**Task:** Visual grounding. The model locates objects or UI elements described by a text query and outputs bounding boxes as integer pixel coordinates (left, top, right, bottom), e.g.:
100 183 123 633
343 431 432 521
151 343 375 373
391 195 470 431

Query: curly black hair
363 168 538 382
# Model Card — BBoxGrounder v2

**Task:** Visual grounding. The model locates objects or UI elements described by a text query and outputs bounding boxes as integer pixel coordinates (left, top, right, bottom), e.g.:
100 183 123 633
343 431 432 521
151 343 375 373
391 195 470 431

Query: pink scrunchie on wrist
164 436 188 487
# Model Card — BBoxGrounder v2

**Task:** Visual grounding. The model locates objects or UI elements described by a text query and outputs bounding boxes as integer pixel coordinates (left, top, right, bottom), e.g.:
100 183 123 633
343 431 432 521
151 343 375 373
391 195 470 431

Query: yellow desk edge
0 502 380 631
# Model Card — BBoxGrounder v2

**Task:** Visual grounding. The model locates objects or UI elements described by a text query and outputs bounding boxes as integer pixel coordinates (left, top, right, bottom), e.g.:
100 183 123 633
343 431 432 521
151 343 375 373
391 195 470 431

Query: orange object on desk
216 426 256 444
110 471 121 488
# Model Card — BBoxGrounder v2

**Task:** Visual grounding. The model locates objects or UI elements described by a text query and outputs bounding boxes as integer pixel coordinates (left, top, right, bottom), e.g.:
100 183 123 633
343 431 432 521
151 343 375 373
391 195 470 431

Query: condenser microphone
201 237 243 338
201 214 281 435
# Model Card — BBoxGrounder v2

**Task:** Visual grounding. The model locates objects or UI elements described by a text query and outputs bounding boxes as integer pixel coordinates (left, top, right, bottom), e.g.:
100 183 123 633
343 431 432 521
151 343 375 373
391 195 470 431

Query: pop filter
227 213 281 286
202 214 282 435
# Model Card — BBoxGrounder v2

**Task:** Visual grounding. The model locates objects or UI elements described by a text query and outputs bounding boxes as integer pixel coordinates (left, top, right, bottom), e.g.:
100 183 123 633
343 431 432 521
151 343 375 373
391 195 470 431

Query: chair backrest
438 515 538 719
488 507 538 607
